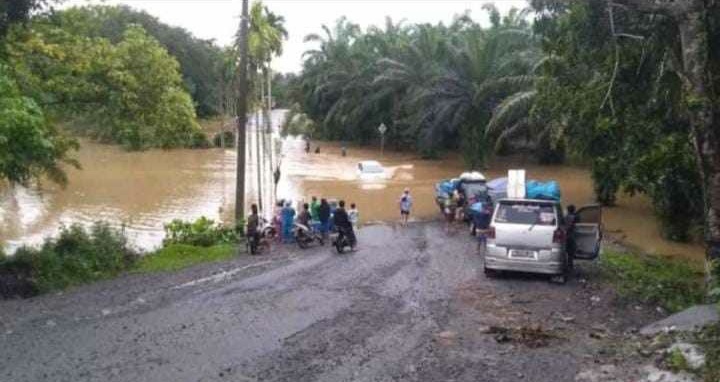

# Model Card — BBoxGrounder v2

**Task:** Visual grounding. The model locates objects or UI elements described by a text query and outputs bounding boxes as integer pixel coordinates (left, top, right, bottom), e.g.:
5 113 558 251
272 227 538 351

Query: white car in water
357 160 388 180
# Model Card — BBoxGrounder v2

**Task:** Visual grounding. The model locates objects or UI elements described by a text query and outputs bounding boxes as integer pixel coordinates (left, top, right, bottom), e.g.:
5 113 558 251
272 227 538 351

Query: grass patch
134 244 237 273
600 250 704 313
697 323 720 382
667 347 691 373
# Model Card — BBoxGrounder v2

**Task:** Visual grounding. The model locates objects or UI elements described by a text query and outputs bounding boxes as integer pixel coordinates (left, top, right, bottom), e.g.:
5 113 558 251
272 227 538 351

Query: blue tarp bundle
435 179 460 197
486 177 508 201
469 201 484 213
525 180 561 201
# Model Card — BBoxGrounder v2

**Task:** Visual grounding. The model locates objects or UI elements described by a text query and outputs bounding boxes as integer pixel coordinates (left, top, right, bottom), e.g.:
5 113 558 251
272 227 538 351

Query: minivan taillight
487 226 496 239
553 228 565 244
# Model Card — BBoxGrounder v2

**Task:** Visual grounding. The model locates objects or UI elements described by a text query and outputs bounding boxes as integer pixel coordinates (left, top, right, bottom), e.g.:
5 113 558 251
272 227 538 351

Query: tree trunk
235 0 250 225
676 9 720 272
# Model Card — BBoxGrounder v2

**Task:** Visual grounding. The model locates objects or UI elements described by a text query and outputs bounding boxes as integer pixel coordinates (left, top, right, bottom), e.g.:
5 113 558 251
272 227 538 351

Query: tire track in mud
241 224 459 382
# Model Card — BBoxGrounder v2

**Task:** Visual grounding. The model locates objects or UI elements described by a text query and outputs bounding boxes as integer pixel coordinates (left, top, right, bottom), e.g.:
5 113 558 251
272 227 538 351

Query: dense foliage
48 5 227 117
1 222 137 293
293 7 538 166
163 217 240 247
0 64 78 185
290 3 720 243
530 1 706 240
6 22 205 150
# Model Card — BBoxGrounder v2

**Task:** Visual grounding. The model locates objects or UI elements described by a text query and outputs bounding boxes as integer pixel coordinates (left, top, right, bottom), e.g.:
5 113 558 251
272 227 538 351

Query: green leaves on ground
600 250 704 313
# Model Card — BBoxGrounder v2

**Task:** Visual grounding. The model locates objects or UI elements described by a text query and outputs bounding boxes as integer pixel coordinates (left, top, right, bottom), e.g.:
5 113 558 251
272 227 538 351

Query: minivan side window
494 202 557 225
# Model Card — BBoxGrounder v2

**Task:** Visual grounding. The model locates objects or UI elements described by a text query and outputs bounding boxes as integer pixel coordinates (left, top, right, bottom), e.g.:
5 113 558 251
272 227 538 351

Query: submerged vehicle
484 198 602 284
357 160 388 180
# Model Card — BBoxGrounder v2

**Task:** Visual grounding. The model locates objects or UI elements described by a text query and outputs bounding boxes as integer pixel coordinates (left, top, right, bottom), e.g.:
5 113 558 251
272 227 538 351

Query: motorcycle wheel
335 240 345 254
297 235 309 249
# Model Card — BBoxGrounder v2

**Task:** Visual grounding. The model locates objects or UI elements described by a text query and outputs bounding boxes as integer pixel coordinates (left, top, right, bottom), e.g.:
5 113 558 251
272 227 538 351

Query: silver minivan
484 198 602 283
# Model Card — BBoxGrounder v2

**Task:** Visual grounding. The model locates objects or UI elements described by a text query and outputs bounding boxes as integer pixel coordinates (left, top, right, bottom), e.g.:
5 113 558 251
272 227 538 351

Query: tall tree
0 64 78 186
614 0 720 264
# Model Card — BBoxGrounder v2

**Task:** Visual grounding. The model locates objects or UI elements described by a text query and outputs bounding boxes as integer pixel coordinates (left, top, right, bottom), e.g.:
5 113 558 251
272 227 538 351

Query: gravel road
0 222 659 382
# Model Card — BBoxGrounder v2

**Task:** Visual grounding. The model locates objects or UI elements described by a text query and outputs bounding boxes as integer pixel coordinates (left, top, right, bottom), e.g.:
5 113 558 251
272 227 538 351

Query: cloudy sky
63 0 528 73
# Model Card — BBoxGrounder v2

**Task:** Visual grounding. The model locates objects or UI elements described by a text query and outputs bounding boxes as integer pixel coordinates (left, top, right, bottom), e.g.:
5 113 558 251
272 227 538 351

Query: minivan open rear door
573 205 602 260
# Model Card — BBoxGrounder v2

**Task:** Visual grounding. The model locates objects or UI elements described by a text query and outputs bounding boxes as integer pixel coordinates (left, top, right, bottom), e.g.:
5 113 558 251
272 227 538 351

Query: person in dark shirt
298 203 311 227
333 200 356 250
318 198 331 239
246 204 260 252
565 204 578 259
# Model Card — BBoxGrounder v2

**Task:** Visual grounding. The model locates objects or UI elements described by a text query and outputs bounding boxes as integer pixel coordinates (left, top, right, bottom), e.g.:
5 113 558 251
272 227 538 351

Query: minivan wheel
484 266 499 278
550 274 567 284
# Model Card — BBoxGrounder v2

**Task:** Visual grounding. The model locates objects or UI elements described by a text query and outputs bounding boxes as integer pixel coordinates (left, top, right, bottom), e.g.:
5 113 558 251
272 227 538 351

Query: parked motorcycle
247 219 277 255
293 223 324 249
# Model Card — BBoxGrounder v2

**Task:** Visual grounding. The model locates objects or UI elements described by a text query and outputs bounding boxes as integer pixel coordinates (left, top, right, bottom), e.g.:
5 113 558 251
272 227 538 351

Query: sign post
378 123 387 157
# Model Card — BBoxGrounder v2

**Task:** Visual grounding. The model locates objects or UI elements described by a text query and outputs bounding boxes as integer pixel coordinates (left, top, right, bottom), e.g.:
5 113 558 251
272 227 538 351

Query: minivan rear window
494 202 557 225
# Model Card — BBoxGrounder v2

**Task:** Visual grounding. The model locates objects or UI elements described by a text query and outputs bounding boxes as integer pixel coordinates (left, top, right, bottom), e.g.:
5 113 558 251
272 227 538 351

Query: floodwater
0 109 705 262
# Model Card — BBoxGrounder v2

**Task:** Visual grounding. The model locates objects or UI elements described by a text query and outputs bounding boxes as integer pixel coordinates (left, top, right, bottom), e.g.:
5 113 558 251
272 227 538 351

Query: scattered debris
485 325 558 348
638 365 697 382
575 364 618 382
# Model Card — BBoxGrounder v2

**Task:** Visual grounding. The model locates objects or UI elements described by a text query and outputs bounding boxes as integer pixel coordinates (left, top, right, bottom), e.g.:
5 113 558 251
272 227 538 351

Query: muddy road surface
0 222 657 382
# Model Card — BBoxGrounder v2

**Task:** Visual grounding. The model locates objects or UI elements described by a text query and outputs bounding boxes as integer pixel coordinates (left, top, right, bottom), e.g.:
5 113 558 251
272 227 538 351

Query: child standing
348 203 359 229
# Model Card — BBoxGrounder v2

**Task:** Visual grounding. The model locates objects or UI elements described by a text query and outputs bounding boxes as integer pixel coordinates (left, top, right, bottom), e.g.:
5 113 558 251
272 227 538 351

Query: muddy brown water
0 110 705 262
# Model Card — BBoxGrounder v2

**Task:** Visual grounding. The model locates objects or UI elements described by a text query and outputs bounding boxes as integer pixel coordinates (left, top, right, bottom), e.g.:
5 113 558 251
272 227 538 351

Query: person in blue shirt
399 188 413 225
281 201 296 243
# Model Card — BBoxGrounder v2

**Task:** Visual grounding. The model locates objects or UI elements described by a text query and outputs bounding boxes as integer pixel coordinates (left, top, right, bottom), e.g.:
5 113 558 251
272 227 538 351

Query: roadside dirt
0 221 663 382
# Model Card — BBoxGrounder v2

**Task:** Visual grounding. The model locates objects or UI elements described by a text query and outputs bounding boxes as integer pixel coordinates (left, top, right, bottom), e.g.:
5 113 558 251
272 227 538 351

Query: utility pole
256 69 263 212
235 0 250 225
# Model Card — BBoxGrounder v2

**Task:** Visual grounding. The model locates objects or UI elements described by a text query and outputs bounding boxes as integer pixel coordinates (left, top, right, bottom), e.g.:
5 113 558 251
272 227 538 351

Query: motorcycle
332 226 354 254
247 219 277 255
293 222 324 249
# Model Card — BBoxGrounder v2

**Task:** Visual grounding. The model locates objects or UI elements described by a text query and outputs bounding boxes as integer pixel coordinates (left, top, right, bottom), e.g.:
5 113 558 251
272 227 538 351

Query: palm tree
415 16 538 168
247 1 286 211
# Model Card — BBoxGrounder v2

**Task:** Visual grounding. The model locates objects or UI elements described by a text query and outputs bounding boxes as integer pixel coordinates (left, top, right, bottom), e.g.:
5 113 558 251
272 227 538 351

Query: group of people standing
271 196 360 247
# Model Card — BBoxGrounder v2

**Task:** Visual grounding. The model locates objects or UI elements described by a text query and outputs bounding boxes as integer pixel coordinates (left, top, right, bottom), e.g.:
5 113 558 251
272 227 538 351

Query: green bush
2 222 138 293
163 217 239 247
600 251 704 312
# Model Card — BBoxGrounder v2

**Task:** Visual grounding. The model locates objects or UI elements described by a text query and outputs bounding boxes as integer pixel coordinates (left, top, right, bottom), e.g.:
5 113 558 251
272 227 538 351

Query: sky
63 0 528 73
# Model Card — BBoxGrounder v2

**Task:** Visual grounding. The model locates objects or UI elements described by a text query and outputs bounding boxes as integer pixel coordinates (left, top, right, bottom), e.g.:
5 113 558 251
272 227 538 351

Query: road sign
378 123 387 135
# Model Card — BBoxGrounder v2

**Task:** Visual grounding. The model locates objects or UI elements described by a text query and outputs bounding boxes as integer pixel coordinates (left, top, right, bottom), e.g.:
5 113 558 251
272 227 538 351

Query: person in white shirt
349 203 359 228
